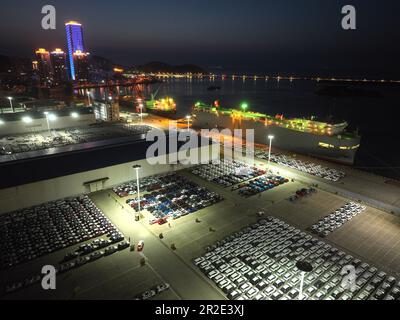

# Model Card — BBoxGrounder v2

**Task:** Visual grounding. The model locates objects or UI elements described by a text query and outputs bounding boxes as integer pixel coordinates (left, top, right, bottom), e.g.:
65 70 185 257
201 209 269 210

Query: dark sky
1 0 400 77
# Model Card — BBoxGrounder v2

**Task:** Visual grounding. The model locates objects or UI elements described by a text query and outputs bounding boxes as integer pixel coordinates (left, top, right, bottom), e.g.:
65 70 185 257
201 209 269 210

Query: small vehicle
137 240 145 252
104 245 118 256
117 241 130 251
142 290 156 300
156 283 170 293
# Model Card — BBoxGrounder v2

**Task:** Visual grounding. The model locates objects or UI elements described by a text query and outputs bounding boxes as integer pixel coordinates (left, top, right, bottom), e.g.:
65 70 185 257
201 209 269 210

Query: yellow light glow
51 48 64 54
35 48 49 54
66 21 82 26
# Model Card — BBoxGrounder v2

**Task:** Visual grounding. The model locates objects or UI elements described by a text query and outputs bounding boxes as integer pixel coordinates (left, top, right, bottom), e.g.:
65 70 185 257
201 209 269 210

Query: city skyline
1 0 400 78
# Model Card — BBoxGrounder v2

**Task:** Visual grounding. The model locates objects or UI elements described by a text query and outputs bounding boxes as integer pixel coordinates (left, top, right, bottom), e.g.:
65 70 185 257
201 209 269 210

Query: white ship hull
193 111 361 165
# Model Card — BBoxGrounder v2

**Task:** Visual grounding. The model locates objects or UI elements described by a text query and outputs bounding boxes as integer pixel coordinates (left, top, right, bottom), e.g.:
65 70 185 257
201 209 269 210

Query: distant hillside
137 61 207 74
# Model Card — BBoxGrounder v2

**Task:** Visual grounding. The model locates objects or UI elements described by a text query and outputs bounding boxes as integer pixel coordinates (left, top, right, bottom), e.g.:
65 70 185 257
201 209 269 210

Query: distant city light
22 116 33 123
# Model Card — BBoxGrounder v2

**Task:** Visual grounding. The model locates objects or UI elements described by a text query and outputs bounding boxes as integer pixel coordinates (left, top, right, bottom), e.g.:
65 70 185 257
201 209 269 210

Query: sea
113 77 400 180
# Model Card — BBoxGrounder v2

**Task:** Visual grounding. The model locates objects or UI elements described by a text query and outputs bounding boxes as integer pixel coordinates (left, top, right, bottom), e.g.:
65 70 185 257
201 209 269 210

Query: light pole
44 112 57 134
268 135 274 168
133 165 142 221
7 97 14 113
186 115 191 131
139 103 143 124
44 112 50 134
296 260 313 300
86 90 91 106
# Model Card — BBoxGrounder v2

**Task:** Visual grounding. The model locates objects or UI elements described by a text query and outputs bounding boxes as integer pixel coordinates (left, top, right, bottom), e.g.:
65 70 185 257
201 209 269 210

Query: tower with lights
65 21 87 81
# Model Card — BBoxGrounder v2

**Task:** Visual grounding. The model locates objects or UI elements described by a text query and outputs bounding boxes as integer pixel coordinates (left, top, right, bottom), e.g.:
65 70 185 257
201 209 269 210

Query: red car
137 240 144 252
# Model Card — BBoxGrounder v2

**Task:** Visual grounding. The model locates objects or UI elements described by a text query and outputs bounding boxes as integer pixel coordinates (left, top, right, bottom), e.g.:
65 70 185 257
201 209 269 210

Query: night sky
1 0 400 77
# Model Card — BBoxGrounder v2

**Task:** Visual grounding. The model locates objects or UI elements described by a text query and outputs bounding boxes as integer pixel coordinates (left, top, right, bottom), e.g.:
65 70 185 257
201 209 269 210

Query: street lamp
86 90 91 106
240 102 248 112
133 165 142 221
44 112 57 134
296 260 313 300
267 135 274 168
186 115 191 131
139 103 144 123
71 112 79 118
7 97 14 113
44 112 50 134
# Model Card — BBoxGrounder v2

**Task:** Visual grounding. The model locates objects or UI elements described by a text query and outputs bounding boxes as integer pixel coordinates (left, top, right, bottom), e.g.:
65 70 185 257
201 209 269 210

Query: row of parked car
236 175 289 197
194 216 399 300
191 160 267 187
254 149 346 182
124 174 223 224
134 283 171 300
112 175 168 198
310 202 366 238
0 195 122 270
288 188 317 202
59 239 130 273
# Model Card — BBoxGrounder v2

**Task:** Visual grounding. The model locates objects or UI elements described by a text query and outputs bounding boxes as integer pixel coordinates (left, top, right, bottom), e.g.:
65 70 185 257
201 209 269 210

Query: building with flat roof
35 48 52 86
50 49 67 85
65 21 86 81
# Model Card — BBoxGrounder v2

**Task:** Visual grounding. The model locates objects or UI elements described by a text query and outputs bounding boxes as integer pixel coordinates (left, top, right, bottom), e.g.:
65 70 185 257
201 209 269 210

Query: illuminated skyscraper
35 48 52 86
65 21 85 80
50 49 67 85
73 50 90 82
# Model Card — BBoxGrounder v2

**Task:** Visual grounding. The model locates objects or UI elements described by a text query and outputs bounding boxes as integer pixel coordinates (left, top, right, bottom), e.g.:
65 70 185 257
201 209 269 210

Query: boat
192 102 361 165
145 95 177 116
144 84 177 116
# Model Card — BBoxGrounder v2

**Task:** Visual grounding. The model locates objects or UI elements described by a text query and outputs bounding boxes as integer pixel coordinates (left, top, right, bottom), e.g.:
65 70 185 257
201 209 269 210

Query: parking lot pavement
194 216 400 300
266 189 349 229
328 207 400 275
1 242 161 300
3 162 399 300
74 263 179 300
90 191 226 300
248 149 400 215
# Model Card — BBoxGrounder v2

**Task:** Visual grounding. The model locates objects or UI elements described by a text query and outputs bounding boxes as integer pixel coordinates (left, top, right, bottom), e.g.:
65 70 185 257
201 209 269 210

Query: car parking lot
310 202 366 238
287 187 317 202
0 195 124 271
113 174 171 198
0 123 152 156
194 217 399 300
254 149 346 182
234 174 289 197
115 173 223 224
191 160 266 187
